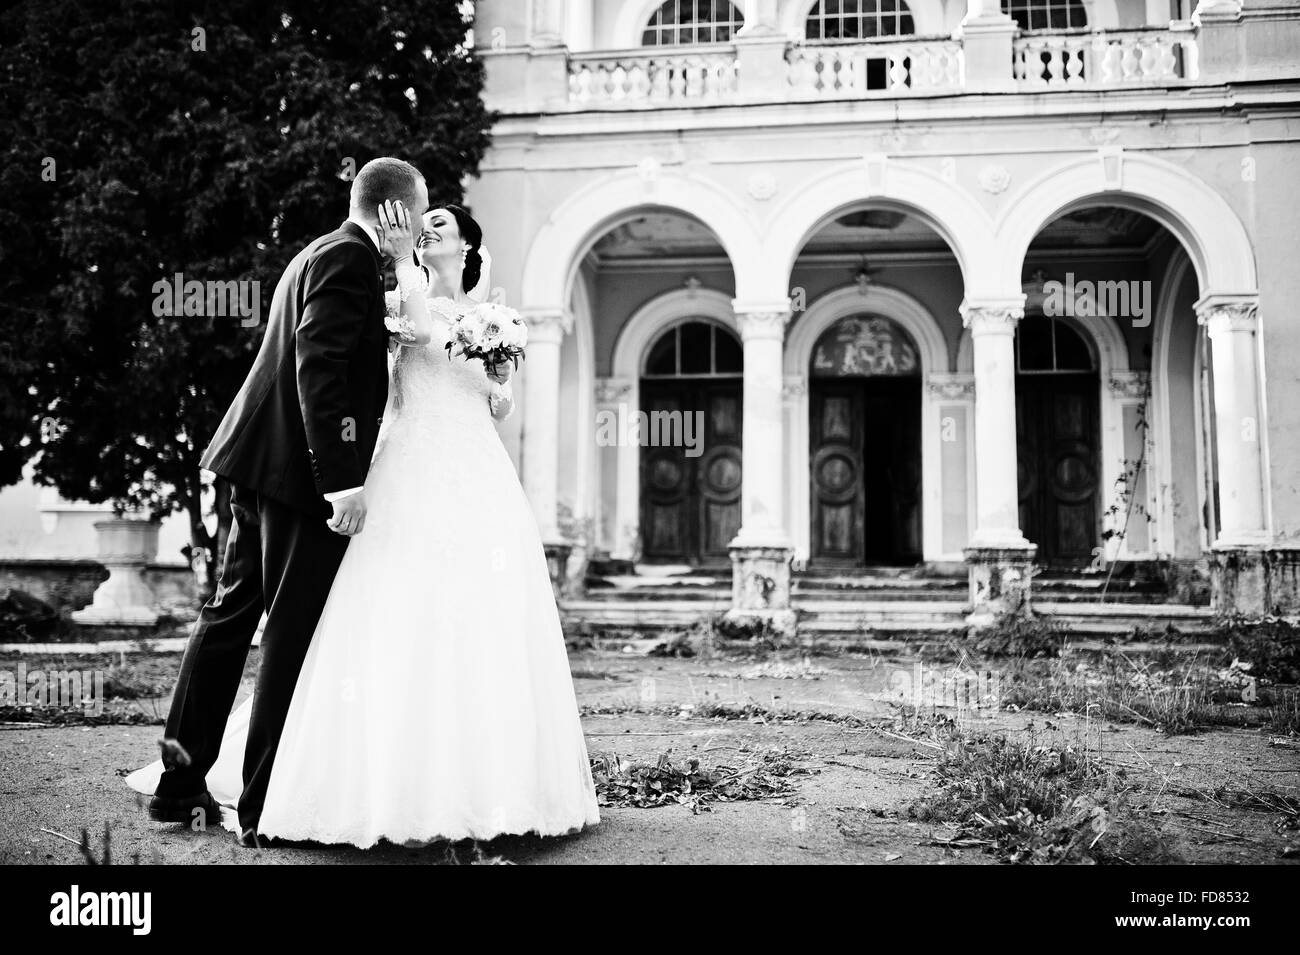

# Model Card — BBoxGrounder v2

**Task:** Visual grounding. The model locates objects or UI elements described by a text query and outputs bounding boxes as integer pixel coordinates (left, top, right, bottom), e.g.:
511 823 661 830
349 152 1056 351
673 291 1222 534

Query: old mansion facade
468 0 1300 631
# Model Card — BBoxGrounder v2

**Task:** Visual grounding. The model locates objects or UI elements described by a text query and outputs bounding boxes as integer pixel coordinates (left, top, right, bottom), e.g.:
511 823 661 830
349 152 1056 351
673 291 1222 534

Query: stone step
1033 601 1216 634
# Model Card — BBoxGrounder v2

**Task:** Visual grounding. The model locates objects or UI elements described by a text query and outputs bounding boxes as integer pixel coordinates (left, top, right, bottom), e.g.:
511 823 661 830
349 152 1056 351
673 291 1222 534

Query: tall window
641 0 745 46
1002 0 1088 31
805 0 916 40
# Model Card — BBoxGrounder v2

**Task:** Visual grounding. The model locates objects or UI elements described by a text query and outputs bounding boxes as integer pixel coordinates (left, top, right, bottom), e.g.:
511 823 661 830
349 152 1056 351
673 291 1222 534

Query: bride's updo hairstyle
442 203 484 293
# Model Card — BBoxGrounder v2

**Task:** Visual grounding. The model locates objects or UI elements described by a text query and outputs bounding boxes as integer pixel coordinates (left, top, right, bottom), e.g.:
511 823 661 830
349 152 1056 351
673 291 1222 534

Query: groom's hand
328 491 367 537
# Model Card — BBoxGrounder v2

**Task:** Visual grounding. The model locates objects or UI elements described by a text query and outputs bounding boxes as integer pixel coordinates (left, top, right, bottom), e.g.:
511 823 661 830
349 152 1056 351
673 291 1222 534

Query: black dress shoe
148 791 223 827
237 828 317 850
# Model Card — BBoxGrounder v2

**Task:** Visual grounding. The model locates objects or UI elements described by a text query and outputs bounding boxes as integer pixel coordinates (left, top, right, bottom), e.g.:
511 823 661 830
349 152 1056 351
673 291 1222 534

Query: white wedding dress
128 295 599 847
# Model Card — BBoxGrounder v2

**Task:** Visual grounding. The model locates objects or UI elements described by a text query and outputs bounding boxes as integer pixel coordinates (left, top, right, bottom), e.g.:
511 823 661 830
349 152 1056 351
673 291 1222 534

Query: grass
906 725 1182 864
590 747 812 813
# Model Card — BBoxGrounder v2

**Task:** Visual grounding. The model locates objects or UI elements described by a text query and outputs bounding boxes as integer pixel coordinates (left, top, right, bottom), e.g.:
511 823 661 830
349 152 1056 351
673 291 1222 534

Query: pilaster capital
1195 294 1258 335
960 297 1026 336
927 373 976 401
594 376 633 405
1107 370 1151 400
521 307 573 343
731 300 793 342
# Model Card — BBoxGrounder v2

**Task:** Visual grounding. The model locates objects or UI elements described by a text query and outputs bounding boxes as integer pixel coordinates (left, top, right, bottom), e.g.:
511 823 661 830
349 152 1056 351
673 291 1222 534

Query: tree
0 0 493 592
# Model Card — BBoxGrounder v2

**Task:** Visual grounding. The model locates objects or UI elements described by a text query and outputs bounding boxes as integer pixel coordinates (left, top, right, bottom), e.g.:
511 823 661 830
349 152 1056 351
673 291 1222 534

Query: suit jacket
201 221 389 518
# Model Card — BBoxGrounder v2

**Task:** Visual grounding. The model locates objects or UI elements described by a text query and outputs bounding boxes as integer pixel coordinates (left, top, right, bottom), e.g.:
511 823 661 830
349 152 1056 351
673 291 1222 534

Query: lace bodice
383 289 514 432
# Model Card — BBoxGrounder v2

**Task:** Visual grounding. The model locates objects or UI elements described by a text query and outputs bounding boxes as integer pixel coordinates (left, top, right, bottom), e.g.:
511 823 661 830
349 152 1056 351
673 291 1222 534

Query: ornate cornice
960 299 1025 336
1195 295 1258 334
782 375 807 399
521 308 574 343
732 302 792 342
927 373 976 401
1107 370 1151 399
594 377 633 404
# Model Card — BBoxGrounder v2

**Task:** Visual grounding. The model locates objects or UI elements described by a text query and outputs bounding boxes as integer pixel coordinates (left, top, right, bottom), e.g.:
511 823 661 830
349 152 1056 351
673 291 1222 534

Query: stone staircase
563 561 1216 638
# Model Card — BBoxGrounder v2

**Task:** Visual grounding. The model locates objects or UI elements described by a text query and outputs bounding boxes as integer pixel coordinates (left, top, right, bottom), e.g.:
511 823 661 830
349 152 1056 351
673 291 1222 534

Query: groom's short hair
350 158 423 216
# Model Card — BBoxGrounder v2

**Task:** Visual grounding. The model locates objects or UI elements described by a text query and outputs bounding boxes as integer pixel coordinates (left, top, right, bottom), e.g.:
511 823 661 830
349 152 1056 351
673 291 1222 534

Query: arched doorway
639 318 743 566
808 315 923 566
1015 316 1101 566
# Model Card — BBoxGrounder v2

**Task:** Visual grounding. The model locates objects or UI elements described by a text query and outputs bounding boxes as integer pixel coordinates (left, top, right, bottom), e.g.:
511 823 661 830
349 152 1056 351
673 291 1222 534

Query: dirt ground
1 648 1296 865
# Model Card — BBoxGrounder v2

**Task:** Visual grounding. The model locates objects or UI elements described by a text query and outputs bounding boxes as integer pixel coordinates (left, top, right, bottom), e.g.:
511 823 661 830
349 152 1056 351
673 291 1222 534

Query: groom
150 158 430 844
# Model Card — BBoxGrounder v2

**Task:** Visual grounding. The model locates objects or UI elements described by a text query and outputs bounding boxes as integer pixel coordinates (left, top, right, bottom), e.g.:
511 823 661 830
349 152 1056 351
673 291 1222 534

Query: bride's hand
377 199 416 261
486 361 512 385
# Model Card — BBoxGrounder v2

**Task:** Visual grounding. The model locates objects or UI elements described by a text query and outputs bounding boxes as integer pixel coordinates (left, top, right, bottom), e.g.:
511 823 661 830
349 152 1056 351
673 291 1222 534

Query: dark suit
157 221 389 833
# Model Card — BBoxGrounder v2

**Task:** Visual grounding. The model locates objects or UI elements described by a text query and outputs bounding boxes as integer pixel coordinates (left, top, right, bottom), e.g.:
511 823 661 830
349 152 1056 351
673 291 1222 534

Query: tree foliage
0 0 492 582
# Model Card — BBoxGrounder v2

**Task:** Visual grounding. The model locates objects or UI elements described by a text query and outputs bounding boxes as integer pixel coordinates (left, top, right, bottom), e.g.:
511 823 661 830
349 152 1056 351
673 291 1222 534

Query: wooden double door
809 378 922 566
1015 374 1101 566
639 379 742 566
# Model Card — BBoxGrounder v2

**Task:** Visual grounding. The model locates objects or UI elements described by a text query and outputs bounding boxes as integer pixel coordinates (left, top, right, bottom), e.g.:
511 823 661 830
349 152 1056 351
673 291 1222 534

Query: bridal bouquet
445 301 528 374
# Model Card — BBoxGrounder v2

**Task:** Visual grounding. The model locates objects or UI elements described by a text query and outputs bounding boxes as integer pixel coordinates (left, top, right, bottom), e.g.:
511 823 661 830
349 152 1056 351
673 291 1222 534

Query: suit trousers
155 483 349 833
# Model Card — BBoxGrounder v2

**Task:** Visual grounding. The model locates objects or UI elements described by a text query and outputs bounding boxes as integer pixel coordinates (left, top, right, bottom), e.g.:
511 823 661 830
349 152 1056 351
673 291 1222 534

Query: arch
1149 247 1207 557
609 287 741 563
994 152 1258 298
784 284 952 563
785 285 948 378
957 301 1144 558
782 0 948 36
612 287 741 379
762 158 996 303
520 168 761 313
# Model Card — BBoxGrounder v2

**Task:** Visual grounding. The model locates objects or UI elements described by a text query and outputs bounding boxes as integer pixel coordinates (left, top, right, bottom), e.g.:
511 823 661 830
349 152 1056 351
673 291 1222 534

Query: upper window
641 0 745 46
644 320 743 377
1016 317 1095 373
1001 0 1088 31
805 0 916 40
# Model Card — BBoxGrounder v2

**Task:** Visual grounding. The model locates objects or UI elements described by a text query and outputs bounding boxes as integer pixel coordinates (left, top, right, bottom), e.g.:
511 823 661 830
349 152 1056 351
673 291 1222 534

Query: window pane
714 327 743 373
1017 318 1054 371
645 328 678 375
1053 321 1094 370
679 321 712 375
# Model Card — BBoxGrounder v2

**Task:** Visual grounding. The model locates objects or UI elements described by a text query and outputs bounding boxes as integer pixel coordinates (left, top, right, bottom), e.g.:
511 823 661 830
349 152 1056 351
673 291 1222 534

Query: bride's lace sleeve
385 263 433 347
488 380 514 421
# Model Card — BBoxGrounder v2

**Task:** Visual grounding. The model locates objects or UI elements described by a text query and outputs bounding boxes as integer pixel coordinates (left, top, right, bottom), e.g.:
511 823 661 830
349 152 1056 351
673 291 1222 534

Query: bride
128 201 600 848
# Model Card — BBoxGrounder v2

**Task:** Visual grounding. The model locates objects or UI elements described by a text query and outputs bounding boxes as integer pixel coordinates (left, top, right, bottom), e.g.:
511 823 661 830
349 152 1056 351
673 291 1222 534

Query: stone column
960 300 1036 625
1197 295 1271 613
521 308 573 596
727 302 796 636
594 376 636 565
956 0 1018 93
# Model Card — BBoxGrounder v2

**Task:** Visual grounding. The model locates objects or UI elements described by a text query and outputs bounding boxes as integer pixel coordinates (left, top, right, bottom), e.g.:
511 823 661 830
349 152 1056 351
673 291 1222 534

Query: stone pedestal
71 519 162 626
724 543 796 636
1210 547 1300 616
544 541 573 603
964 545 1037 627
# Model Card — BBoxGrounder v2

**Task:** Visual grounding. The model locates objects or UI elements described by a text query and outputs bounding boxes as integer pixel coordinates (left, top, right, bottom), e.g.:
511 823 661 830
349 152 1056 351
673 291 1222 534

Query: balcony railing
1013 27 1199 88
786 38 964 97
560 26 1201 108
567 46 740 105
